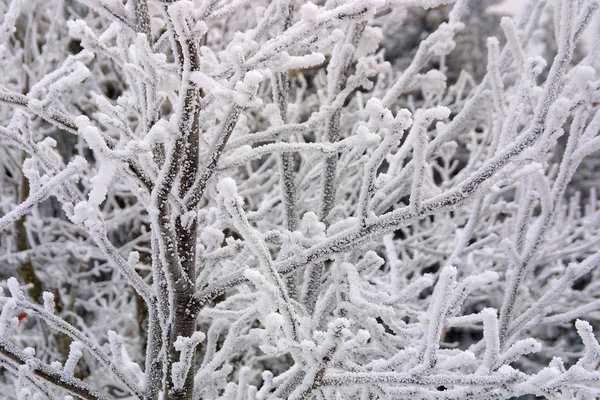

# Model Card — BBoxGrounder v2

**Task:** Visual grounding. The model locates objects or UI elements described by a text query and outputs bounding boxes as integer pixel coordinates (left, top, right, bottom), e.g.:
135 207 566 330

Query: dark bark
0 340 110 400
163 16 203 397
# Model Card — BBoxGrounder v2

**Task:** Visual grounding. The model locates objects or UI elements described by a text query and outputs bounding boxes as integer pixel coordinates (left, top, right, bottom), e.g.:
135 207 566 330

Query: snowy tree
1 0 600 399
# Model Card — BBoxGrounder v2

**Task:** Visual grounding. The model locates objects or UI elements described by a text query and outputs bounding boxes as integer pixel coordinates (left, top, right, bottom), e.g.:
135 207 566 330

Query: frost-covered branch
1 0 600 399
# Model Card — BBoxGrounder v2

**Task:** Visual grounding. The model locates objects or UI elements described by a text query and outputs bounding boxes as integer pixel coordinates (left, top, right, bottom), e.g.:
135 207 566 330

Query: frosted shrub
1 0 600 399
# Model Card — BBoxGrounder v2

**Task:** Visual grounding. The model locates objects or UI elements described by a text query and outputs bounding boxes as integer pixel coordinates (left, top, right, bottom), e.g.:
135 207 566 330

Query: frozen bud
300 2 319 22
43 292 55 313
429 24 461 56
67 19 90 40
394 108 413 131
263 103 283 127
71 201 91 225
233 70 264 108
193 21 208 37
356 26 383 58
7 277 23 298
423 106 451 122
38 137 57 148
421 69 447 99
217 177 238 198
201 226 225 249
23 347 35 358
74 115 91 129
526 56 547 76
572 66 596 92
300 212 325 238
366 98 394 128
349 125 380 146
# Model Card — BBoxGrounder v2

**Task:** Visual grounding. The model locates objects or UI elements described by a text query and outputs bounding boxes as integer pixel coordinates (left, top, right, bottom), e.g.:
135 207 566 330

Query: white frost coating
21 158 40 191
74 115 91 129
42 292 55 314
172 331 206 392
180 211 197 230
67 19 96 45
168 1 207 40
367 0 386 9
142 118 173 150
260 312 285 355
16 386 31 400
70 201 94 225
192 21 208 38
365 98 394 128
262 103 283 127
7 277 23 299
237 70 262 92
80 125 109 152
38 137 57 148
571 65 596 98
500 17 525 70
327 217 358 236
419 265 457 370
420 69 447 99
0 0 23 45
438 350 476 371
271 52 326 73
43 62 91 106
78 124 115 211
200 226 225 249
108 330 145 387
396 108 414 127
300 212 325 238
299 2 319 22
0 298 18 337
479 308 500 373
63 341 83 377
233 70 264 108
356 26 383 58
2 0 600 398
127 251 140 267
226 144 253 163
343 125 381 147
88 162 115 207
217 177 238 199
429 23 464 56
190 71 219 92
501 338 542 365
424 105 451 121
22 347 35 358
388 0 456 9
575 319 600 370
